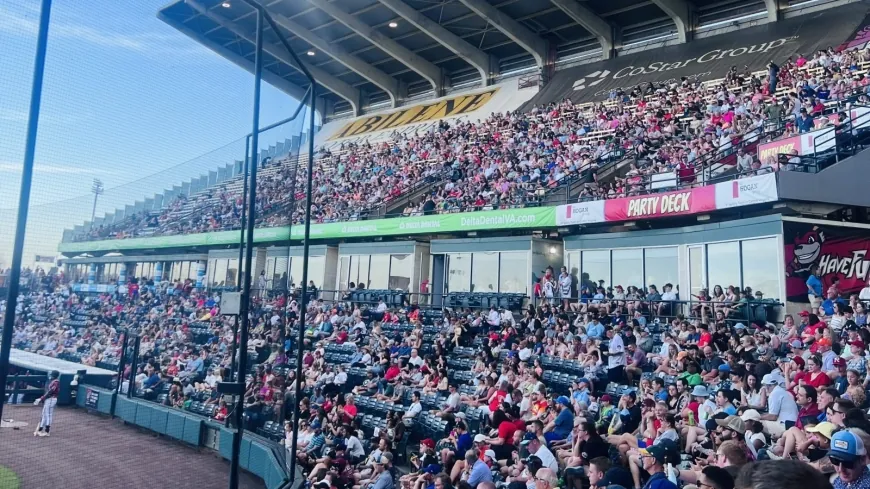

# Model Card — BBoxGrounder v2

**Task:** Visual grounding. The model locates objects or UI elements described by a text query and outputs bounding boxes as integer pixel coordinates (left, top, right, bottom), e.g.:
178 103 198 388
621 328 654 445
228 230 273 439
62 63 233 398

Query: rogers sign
573 37 795 96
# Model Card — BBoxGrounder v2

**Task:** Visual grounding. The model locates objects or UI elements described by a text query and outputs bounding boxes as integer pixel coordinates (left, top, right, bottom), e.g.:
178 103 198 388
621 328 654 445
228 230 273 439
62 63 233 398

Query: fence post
126 335 141 399
110 330 129 418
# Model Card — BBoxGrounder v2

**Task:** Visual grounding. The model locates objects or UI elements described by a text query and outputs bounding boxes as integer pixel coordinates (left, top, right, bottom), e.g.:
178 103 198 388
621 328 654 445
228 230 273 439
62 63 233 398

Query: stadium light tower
90 178 104 223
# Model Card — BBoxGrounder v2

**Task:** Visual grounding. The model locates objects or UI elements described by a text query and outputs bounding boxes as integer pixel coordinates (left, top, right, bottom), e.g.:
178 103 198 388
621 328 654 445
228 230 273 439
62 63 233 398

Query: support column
154 262 164 282
87 264 96 285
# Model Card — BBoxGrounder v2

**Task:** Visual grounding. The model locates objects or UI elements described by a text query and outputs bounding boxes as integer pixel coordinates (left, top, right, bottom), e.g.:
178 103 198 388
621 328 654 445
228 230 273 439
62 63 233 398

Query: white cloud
0 5 214 62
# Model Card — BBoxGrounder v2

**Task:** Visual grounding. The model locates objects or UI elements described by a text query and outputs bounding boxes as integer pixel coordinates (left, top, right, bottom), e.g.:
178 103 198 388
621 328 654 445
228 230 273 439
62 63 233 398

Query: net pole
229 9 263 489
289 82 317 483
0 0 53 424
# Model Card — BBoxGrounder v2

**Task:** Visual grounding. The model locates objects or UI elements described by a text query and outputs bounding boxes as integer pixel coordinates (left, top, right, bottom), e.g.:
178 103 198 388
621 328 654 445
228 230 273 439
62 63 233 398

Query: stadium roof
158 0 780 117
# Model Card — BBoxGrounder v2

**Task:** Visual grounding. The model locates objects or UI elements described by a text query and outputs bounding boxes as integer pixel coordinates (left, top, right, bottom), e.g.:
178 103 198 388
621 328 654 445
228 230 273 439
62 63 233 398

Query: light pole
90 178 103 223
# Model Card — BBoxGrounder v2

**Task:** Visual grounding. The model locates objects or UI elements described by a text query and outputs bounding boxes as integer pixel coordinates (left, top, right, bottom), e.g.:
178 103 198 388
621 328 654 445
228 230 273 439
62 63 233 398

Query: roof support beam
457 0 548 69
270 12 404 107
158 11 311 104
762 0 781 22
184 0 361 115
650 0 694 43
549 0 615 59
306 0 446 96
376 0 497 84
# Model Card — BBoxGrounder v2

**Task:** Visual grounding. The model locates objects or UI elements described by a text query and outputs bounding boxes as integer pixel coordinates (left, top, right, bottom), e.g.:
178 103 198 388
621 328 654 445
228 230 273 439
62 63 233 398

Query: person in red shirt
803 354 831 390
698 324 712 348
485 404 522 460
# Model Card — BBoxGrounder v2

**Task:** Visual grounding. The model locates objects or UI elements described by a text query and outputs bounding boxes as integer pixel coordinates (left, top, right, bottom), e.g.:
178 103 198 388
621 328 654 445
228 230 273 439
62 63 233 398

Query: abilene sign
329 88 499 140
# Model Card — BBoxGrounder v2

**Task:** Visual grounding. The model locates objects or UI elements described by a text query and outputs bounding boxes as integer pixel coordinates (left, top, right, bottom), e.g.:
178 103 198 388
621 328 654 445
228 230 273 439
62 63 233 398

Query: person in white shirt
408 349 424 368
487 306 501 328
333 366 348 386
499 308 514 326
342 426 366 462
607 326 626 383
404 391 423 424
760 372 798 429
436 384 461 416
859 278 870 304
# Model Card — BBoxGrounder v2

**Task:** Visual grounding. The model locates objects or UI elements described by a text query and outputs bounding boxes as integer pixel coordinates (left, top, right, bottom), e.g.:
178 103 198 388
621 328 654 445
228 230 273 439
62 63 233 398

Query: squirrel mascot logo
786 226 825 277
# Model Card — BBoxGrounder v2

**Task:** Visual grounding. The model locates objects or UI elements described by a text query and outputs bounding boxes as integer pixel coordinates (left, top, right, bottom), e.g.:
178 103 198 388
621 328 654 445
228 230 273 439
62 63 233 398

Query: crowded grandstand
10 1 870 489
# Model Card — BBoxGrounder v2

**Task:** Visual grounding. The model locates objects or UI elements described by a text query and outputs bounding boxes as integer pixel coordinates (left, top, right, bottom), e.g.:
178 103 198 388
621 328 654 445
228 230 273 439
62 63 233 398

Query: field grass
0 466 20 489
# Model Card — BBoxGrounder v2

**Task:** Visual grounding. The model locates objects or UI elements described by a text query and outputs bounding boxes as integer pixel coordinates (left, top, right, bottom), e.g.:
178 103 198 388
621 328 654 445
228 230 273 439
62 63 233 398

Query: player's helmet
49 370 60 379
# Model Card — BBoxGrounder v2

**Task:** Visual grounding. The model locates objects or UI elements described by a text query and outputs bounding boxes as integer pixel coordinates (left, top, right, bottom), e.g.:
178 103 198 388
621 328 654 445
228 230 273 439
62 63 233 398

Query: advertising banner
756 128 836 162
784 221 870 302
520 4 866 107
556 173 778 225
85 388 100 410
60 206 557 253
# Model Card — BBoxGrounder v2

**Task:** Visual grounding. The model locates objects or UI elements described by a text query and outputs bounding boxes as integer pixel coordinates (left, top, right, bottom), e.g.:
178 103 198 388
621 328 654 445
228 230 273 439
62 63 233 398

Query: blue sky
0 0 306 267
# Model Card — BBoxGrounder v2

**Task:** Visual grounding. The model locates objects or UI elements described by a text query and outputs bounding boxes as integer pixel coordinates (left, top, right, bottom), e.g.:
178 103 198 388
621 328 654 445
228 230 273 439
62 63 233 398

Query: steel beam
457 0 548 69
376 0 497 84
650 0 694 43
306 0 445 95
271 12 404 107
549 0 615 59
184 0 361 114
158 12 309 102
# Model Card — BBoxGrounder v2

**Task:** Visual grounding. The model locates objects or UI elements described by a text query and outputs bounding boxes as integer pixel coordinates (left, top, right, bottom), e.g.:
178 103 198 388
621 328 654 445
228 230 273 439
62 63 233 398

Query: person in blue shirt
587 318 605 339
544 396 574 444
821 290 846 316
796 108 815 133
639 442 678 489
465 450 492 488
571 378 591 407
806 265 823 309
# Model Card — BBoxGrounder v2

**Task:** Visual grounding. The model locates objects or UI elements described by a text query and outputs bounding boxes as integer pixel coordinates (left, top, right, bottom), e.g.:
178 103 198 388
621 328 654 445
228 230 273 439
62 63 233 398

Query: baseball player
33 370 59 437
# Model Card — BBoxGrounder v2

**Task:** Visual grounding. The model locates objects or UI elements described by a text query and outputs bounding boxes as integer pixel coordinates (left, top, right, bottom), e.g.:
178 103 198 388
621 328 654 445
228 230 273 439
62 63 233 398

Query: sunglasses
831 457 858 469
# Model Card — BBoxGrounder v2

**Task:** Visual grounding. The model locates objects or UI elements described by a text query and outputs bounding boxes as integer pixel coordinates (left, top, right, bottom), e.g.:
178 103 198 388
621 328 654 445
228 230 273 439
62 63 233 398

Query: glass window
707 242 740 292
369 255 390 289
499 252 528 293
338 256 349 289
226 258 239 288
308 256 325 291
185 262 196 281
471 252 499 293
389 254 412 291
212 259 228 287
644 247 679 292
581 250 610 292
289 257 302 288
612 249 643 290
447 253 471 293
741 238 779 298
273 257 288 288
265 257 275 282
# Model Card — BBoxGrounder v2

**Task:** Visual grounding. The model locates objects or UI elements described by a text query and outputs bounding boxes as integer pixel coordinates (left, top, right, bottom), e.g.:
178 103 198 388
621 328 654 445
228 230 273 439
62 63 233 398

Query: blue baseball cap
718 364 731 372
556 396 571 408
830 430 867 462
423 464 441 474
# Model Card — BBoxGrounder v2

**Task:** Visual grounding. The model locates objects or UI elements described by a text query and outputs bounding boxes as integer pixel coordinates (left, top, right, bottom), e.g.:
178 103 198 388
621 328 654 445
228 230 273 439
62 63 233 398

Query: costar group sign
572 36 797 95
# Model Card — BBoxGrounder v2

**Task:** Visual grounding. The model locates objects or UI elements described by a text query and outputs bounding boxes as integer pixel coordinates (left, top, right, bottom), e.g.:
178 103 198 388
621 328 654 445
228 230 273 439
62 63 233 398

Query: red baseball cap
798 311 810 317
851 340 866 349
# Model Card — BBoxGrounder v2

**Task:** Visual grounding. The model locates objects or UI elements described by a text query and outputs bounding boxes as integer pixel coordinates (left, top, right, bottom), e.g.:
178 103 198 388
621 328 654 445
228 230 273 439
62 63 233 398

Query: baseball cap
806 422 836 440
374 452 394 465
600 394 613 403
851 340 866 349
740 409 761 422
643 443 674 464
792 356 805 368
818 337 832 347
830 430 867 462
718 364 731 372
790 339 804 349
799 310 810 317
691 385 710 397
595 467 634 488
423 464 441 474
734 323 746 330
834 357 846 367
421 438 435 450
762 372 785 385
715 415 746 434
556 396 571 408
484 449 496 460
474 434 486 443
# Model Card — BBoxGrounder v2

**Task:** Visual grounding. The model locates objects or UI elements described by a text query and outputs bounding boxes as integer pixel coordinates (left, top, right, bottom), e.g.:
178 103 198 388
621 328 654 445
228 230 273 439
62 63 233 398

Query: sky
0 0 307 268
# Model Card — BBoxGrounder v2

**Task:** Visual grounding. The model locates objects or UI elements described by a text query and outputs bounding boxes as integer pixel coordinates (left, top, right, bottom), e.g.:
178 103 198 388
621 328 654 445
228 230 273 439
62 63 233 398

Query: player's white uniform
35 377 59 436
